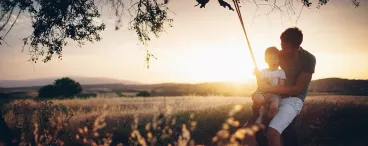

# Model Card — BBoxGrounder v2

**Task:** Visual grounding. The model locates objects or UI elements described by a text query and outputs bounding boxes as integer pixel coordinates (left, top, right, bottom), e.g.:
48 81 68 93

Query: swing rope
232 0 258 69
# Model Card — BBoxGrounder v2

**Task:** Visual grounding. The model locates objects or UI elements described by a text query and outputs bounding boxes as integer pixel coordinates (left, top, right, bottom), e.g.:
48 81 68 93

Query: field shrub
74 93 97 99
136 91 151 97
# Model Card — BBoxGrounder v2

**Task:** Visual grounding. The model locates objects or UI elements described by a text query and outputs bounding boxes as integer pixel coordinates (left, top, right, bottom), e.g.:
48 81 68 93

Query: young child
251 46 286 126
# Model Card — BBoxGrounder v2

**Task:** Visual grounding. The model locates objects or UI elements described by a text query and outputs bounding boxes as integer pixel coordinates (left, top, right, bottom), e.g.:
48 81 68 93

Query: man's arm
279 79 285 86
266 72 313 95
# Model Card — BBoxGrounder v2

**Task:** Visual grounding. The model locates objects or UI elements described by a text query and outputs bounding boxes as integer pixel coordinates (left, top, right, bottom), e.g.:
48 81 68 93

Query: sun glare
171 39 270 83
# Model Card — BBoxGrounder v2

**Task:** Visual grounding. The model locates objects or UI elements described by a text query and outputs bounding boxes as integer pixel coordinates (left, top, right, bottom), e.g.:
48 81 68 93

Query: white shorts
268 97 303 134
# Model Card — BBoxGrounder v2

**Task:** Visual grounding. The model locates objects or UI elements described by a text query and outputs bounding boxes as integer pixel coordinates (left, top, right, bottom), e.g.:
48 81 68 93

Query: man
257 27 316 146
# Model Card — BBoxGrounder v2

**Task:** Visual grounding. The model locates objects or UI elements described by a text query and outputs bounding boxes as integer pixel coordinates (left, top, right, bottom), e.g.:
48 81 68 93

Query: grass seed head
216 130 230 139
145 123 151 131
191 121 197 127
230 136 236 143
234 105 243 112
226 117 235 125
171 118 176 126
245 128 254 136
83 126 88 133
234 130 245 140
212 136 218 143
232 120 240 127
78 128 84 134
147 132 153 139
222 123 230 130
90 141 98 146
251 125 259 132
93 132 99 137
190 113 195 119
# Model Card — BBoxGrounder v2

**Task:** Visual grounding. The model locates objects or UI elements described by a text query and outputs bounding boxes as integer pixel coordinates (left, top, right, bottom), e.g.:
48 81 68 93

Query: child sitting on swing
251 46 286 127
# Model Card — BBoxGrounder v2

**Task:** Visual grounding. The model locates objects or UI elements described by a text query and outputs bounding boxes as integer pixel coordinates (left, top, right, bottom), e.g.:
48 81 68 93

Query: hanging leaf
218 0 234 11
195 0 210 8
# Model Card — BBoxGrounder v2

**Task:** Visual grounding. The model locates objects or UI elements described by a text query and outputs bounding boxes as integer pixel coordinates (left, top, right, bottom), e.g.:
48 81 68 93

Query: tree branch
3 10 21 40
0 6 15 32
296 4 304 24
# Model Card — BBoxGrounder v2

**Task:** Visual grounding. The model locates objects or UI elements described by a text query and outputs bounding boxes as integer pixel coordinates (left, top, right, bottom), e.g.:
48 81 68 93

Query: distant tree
0 0 361 64
38 77 82 98
136 91 151 97
53 77 83 97
38 84 56 98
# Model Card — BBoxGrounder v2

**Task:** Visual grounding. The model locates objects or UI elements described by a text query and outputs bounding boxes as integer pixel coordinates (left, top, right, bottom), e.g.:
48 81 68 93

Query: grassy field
1 95 368 146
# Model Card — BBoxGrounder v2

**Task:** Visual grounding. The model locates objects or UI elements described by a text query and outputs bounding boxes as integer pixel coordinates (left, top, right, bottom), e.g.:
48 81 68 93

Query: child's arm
253 68 263 86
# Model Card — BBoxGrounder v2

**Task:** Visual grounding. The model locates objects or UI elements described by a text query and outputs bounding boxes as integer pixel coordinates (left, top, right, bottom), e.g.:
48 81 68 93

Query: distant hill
78 78 368 96
309 78 368 95
0 76 140 88
1 78 368 97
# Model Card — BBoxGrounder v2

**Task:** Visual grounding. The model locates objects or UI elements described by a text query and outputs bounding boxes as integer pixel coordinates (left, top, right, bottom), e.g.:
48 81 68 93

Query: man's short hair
280 27 303 47
265 46 279 58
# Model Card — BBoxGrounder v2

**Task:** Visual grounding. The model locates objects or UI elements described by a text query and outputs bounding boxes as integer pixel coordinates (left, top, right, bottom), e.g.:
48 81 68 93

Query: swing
232 0 258 70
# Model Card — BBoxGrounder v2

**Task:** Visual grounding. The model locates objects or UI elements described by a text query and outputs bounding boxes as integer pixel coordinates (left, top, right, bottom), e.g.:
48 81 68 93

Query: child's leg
268 101 279 118
252 93 266 116
253 93 266 108
246 93 266 125
263 100 279 127
255 106 264 124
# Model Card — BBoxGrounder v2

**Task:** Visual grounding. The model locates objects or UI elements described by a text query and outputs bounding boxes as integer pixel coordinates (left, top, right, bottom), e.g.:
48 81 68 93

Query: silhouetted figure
254 27 316 146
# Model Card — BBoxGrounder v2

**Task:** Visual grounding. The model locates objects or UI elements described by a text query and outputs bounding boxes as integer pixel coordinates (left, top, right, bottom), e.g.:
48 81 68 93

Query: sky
0 0 367 84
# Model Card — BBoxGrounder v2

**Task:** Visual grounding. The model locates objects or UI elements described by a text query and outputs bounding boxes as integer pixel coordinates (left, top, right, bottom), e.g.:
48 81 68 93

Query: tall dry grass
2 95 368 146
3 96 259 146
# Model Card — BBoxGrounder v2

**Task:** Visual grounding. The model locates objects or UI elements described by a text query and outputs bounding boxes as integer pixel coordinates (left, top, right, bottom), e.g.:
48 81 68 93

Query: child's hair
265 46 279 59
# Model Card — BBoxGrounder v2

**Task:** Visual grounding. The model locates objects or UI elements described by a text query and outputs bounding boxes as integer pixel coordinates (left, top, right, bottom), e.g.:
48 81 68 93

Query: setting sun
162 36 274 83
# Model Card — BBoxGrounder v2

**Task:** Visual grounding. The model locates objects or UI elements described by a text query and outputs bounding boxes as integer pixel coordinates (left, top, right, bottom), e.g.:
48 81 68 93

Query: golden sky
0 0 367 83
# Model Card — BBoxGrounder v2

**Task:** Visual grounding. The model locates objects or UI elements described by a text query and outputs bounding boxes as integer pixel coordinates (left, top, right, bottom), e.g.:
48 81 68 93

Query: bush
136 91 151 97
74 93 97 99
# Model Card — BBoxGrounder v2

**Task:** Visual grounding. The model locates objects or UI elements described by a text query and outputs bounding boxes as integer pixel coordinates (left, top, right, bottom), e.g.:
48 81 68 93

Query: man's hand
267 72 313 95
258 80 272 92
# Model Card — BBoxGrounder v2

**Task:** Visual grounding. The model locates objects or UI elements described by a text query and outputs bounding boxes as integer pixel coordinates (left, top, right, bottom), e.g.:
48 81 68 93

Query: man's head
280 27 303 53
265 46 280 70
